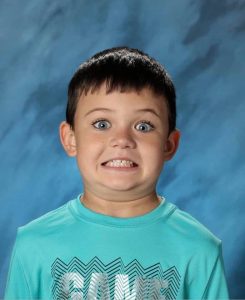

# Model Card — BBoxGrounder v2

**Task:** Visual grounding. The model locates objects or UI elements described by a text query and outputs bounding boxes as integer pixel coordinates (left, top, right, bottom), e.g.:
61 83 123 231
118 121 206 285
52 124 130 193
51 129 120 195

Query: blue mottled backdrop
1 0 244 297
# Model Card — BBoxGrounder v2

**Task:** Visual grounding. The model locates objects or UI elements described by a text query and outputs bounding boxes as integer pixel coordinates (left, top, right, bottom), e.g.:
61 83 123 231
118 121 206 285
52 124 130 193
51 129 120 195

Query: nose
109 128 136 149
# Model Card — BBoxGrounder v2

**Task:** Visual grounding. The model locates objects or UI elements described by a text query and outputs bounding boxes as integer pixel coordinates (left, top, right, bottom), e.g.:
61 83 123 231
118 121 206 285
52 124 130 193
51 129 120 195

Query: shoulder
167 203 222 254
15 199 75 250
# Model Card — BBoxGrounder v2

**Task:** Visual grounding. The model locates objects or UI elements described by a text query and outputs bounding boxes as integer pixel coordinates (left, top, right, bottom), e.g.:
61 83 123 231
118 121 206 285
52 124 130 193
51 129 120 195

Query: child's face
60 83 180 200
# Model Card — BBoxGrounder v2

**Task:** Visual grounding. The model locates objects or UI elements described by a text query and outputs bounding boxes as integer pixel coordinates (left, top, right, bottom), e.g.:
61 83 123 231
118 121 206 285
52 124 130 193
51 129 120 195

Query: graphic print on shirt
51 256 181 299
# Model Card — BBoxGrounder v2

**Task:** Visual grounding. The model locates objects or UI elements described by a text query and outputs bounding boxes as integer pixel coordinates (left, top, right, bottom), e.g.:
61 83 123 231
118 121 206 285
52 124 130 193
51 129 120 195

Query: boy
5 47 229 299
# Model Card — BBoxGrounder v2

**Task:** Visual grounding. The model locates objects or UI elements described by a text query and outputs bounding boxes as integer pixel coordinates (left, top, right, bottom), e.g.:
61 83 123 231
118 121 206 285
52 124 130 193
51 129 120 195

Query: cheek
140 139 165 163
76 133 105 159
141 135 165 151
75 130 95 148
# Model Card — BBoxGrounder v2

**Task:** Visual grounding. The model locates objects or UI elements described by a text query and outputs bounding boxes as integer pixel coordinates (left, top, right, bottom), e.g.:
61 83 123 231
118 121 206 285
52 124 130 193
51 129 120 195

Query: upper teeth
105 160 134 167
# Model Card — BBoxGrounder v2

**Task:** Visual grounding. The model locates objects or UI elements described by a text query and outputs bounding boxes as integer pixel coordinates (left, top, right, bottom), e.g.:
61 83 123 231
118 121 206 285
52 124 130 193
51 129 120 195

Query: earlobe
164 129 181 161
59 121 77 157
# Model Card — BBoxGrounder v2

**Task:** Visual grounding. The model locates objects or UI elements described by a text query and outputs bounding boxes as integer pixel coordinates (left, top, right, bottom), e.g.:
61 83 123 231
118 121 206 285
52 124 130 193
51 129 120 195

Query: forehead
76 84 168 117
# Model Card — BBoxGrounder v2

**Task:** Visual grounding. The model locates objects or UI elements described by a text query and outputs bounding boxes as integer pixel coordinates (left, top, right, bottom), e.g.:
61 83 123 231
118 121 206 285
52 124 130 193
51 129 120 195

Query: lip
101 157 138 167
101 165 138 172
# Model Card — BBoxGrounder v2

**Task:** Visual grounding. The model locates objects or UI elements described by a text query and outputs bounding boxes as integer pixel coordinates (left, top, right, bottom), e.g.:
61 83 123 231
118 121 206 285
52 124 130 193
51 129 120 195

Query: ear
163 129 181 161
59 121 77 157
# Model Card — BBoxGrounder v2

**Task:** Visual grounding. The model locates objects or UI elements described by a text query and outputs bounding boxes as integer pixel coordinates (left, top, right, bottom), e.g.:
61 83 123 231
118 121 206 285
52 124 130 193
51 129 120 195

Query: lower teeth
106 162 133 167
109 164 131 167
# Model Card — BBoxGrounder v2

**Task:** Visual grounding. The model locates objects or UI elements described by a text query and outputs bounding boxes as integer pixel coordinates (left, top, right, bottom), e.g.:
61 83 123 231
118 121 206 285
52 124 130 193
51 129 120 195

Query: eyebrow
84 108 161 119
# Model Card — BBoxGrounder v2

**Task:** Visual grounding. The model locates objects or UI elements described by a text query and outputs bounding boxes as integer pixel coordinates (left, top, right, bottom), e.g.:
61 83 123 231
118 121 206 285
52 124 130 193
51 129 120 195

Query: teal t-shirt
5 194 229 299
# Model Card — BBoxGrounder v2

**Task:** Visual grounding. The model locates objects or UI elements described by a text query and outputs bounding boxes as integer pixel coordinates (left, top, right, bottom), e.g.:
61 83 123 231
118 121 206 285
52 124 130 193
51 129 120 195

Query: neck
80 192 163 218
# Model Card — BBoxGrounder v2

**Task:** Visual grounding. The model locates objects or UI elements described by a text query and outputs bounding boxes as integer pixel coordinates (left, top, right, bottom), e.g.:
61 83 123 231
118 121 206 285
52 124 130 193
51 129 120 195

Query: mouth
101 159 138 169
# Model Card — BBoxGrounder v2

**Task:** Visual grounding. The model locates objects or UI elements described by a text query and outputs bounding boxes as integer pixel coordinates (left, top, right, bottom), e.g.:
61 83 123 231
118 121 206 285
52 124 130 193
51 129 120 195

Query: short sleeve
4 230 31 299
201 242 230 300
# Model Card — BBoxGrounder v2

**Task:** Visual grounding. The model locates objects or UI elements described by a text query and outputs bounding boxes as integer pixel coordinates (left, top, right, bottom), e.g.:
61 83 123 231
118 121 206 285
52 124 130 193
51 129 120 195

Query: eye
91 119 155 132
91 119 111 130
135 120 155 132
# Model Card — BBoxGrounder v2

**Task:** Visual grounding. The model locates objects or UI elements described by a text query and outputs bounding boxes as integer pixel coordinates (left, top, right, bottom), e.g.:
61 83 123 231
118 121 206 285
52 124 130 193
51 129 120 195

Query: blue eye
135 121 154 132
91 119 111 130
91 119 154 132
